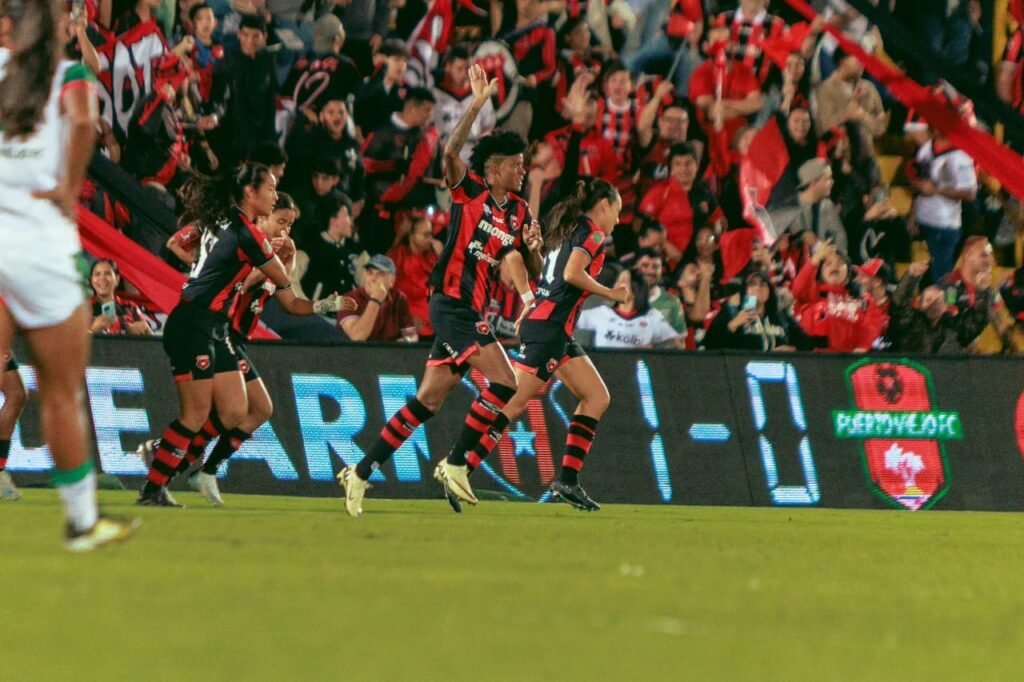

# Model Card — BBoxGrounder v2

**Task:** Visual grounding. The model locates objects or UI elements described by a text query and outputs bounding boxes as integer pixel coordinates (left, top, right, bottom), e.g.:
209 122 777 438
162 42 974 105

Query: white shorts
0 199 85 330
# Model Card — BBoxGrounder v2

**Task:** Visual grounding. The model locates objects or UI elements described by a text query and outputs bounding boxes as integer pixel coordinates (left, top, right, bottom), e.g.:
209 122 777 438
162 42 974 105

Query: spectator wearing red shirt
337 255 417 342
999 25 1024 121
791 240 883 352
88 259 154 337
711 0 788 86
690 28 763 149
635 82 703 201
388 214 440 338
638 143 724 267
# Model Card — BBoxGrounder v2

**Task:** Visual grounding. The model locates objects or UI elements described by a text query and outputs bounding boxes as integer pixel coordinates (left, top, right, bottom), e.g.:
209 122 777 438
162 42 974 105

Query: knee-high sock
447 383 516 467
560 415 599 485
201 428 252 475
355 398 434 480
172 414 224 476
465 412 510 473
0 438 10 471
143 420 197 493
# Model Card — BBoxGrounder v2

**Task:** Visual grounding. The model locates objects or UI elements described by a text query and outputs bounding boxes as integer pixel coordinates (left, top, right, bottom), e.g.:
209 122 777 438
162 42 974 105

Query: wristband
369 297 384 305
520 291 535 305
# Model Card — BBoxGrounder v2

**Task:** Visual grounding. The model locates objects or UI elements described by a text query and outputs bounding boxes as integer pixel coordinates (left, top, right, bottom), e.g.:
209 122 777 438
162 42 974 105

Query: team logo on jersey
238 359 251 374
475 321 492 335
546 358 559 375
196 355 211 371
591 232 605 245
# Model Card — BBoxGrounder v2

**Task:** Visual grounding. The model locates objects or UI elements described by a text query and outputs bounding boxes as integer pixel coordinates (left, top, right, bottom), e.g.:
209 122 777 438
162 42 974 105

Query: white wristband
520 291 535 305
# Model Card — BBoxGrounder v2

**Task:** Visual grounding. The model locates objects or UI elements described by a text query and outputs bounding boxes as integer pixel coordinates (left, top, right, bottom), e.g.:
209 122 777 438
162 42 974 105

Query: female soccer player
0 0 138 549
338 64 542 517
445 178 632 511
137 164 347 506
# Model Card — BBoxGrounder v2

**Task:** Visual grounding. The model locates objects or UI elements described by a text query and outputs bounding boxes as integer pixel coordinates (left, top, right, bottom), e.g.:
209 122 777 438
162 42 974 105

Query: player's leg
197 372 271 506
339 362 460 516
437 342 519 504
549 353 610 511
0 357 27 500
25 303 140 545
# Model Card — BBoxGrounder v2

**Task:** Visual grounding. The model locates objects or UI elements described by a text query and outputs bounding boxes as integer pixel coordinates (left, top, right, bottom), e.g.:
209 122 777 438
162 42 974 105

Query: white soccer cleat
0 470 20 500
196 471 224 507
65 516 141 553
337 466 367 517
442 460 478 505
134 439 158 469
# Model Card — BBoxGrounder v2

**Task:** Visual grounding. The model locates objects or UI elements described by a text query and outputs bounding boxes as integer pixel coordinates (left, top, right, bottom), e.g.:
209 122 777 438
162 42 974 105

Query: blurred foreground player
338 65 542 516
444 178 631 511
0 0 138 549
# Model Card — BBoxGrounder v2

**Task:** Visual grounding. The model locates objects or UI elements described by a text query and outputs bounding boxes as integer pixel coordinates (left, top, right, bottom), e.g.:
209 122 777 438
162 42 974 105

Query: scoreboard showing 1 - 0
6 339 1024 511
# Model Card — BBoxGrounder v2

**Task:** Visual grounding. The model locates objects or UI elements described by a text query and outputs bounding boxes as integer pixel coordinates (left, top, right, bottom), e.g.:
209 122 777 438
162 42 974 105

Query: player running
137 164 348 507
444 178 631 511
0 0 139 549
338 64 542 516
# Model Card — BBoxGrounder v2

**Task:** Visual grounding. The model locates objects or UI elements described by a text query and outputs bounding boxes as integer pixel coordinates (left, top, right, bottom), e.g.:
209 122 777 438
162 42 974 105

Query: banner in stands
94 20 168 138
7 339 1024 511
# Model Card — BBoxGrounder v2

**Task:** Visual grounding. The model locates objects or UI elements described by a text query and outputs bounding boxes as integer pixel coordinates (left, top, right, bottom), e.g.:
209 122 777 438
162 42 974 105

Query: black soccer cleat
549 480 601 512
136 486 186 508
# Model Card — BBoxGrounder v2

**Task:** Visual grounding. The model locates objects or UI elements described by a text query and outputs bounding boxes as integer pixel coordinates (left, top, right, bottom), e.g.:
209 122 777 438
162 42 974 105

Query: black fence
8 338 1024 511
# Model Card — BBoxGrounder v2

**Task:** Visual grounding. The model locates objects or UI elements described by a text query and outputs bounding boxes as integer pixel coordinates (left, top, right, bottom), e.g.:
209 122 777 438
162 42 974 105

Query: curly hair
469 131 526 178
0 0 61 139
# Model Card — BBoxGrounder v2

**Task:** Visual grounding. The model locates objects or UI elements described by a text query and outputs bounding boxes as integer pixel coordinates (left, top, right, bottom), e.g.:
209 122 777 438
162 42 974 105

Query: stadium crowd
69 0 1024 355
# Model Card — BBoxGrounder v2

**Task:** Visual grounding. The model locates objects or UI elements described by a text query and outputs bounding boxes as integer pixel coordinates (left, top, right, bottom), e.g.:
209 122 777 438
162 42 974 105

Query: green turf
4 490 1024 681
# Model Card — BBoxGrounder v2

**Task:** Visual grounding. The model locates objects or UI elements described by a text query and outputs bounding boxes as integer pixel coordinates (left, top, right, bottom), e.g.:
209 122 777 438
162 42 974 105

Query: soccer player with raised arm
339 65 542 517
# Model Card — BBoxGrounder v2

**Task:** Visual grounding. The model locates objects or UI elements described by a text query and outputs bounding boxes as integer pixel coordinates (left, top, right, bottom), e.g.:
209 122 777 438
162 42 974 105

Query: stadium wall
8 338 1024 511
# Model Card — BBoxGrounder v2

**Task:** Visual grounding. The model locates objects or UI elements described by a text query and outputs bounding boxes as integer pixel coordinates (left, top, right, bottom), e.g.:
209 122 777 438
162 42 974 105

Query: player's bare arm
443 64 496 187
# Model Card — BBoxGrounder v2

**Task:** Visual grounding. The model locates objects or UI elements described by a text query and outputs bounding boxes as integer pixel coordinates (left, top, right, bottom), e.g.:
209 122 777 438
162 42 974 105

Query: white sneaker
337 466 368 517
443 460 478 505
0 470 20 500
196 471 224 507
65 516 141 553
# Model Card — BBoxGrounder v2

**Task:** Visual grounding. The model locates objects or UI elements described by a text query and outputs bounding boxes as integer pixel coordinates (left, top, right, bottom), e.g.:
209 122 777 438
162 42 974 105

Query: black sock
356 398 434 480
448 384 515 467
0 438 10 471
560 415 599 485
201 428 251 475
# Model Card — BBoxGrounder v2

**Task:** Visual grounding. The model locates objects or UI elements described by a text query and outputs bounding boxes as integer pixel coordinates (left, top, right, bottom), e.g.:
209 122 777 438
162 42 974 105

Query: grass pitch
4 491 1024 681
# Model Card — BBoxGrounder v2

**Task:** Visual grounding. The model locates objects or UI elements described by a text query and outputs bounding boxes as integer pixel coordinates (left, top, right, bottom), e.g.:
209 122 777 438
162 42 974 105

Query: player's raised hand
469 64 497 105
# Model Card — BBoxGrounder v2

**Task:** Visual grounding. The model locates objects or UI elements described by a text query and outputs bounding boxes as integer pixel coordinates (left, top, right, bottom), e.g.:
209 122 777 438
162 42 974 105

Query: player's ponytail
542 177 618 256
179 163 272 227
0 0 60 139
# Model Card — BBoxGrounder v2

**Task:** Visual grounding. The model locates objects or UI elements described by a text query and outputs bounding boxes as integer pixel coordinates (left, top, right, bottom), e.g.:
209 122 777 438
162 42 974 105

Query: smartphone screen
101 301 117 320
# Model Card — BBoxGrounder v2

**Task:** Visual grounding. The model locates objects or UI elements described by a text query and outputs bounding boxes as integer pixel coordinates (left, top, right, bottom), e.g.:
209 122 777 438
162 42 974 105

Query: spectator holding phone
705 271 811 352
88 260 153 336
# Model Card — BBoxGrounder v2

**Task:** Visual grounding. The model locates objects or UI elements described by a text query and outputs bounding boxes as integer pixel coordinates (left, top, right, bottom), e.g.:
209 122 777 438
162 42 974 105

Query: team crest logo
833 360 961 511
238 359 251 374
196 355 211 371
591 232 605 245
475 320 492 335
546 358 559 374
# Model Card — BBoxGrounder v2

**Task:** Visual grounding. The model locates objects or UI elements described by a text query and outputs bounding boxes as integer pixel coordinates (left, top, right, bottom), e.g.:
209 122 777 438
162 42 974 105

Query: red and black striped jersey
502 20 556 82
712 9 786 84
180 207 275 318
430 172 531 314
231 280 275 339
527 216 606 335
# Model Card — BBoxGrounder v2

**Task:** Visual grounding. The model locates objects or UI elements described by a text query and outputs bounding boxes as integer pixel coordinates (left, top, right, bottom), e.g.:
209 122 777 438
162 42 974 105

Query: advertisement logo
834 360 961 510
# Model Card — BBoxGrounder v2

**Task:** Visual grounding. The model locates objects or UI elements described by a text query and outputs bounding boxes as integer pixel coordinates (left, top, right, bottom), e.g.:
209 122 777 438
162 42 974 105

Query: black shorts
4 352 17 373
230 333 261 383
426 294 499 372
163 302 237 382
514 320 587 382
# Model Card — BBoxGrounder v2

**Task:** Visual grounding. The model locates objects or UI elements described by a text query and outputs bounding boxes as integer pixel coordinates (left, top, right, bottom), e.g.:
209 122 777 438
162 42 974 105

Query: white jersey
0 50 92 218
913 140 977 230
0 51 96 329
577 304 680 349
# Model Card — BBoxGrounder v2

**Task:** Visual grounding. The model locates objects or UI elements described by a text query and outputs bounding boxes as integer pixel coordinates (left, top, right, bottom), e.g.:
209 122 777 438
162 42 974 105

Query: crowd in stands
71 0 1024 355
